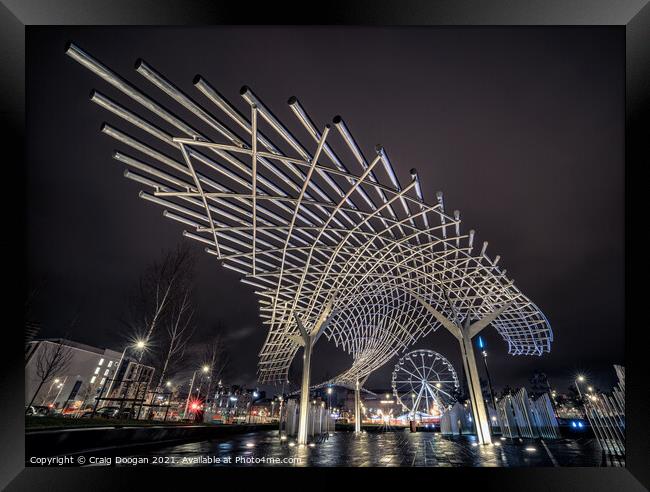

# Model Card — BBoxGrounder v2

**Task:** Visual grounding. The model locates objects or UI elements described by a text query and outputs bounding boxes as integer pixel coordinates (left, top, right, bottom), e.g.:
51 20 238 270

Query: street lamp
53 379 66 406
575 375 586 398
477 336 496 411
100 338 148 415
42 378 62 407
247 391 259 424
129 339 150 419
184 365 211 420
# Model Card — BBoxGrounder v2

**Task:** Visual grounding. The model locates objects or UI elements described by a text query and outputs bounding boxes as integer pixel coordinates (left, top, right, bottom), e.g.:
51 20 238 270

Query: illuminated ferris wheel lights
391 349 459 417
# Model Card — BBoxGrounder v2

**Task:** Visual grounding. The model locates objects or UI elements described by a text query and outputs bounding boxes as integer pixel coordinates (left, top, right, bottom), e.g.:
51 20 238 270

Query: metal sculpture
65 42 552 444
392 349 459 418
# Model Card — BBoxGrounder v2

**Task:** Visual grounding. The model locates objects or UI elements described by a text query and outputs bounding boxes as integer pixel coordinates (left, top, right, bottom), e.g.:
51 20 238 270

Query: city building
26 338 121 412
207 384 265 423
25 338 153 414
105 358 155 414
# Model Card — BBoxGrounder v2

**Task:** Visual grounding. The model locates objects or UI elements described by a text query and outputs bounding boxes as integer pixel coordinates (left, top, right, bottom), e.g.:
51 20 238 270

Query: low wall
26 423 277 458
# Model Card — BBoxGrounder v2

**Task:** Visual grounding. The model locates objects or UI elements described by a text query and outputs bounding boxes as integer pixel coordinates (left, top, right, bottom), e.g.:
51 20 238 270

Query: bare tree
27 340 73 411
152 289 196 394
202 329 230 405
125 244 195 352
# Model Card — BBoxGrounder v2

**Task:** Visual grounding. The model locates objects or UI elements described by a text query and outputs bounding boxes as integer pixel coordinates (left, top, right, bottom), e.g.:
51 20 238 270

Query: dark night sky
26 26 624 394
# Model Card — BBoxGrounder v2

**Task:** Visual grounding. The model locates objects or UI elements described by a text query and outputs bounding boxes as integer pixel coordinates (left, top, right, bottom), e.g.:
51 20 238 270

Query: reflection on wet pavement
124 429 620 467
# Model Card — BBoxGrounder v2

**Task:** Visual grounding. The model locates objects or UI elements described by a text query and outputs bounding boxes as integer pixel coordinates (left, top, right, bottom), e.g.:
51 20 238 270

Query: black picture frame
1 1 647 490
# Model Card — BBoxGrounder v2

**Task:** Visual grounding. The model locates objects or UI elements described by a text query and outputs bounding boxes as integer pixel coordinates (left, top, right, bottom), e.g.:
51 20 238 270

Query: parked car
26 405 58 417
81 406 133 419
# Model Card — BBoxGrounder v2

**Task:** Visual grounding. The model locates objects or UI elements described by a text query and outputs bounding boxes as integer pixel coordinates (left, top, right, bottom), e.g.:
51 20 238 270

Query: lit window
100 378 106 385
90 376 96 384
107 361 113 368
98 358 104 366
94 367 100 374
104 369 110 376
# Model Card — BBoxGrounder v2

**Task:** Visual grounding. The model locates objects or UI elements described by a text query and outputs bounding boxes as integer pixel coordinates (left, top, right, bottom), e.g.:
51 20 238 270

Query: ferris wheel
391 349 459 417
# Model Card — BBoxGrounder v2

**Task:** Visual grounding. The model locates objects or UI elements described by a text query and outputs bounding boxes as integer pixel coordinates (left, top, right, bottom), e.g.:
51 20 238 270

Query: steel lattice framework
66 43 553 387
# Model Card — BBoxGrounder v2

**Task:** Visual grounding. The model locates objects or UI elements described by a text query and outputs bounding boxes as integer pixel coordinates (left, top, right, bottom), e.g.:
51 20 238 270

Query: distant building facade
208 384 265 422
105 358 155 412
25 338 153 413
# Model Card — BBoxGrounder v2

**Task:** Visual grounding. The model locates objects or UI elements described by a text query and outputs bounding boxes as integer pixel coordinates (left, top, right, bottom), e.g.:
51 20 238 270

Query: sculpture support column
297 341 312 445
406 290 511 445
294 306 335 445
354 379 361 433
459 332 492 445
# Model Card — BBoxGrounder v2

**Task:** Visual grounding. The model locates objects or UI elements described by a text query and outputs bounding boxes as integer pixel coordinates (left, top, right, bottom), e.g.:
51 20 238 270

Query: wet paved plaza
122 429 621 467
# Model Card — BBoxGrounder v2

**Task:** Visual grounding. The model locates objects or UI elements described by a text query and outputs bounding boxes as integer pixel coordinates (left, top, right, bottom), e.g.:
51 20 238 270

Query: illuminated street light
184 365 211 419
476 337 497 413
575 375 586 398
101 338 149 414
